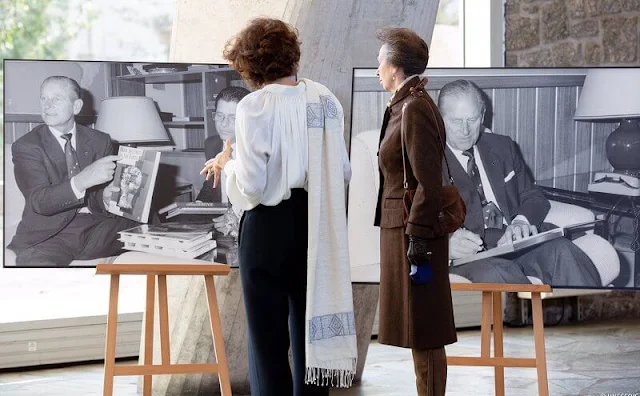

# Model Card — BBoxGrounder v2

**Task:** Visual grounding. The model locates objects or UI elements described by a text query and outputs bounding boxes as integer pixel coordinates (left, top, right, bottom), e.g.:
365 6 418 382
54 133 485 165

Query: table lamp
574 68 640 196
96 96 170 147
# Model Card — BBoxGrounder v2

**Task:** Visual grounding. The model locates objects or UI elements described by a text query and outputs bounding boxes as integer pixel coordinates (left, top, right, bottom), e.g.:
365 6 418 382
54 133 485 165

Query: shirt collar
388 75 423 108
262 80 305 96
395 74 421 93
49 123 77 140
447 142 476 164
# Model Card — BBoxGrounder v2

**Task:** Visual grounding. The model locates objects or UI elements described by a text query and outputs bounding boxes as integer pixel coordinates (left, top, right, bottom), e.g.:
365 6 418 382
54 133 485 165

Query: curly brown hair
223 18 301 89
376 27 429 76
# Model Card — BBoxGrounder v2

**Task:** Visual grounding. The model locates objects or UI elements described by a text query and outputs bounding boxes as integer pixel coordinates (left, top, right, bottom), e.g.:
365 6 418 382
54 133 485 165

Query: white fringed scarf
302 78 358 387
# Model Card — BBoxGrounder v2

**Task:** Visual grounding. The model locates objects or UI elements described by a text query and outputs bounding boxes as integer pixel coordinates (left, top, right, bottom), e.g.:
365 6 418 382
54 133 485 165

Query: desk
541 186 640 287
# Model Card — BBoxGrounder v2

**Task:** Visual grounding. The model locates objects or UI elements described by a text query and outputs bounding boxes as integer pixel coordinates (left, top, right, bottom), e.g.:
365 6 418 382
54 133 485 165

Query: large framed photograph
3 59 252 268
348 67 640 290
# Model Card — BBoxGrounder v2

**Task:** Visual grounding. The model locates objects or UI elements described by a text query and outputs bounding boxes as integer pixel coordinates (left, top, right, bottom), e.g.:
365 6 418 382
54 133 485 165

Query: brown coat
374 76 457 349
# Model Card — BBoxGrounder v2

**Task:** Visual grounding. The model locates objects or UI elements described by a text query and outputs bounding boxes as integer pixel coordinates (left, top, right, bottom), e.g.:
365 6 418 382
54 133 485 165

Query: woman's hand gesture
200 139 233 188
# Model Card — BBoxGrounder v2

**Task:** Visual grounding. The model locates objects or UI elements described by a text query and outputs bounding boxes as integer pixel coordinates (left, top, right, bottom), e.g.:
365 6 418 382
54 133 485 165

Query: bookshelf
109 63 246 151
107 63 248 206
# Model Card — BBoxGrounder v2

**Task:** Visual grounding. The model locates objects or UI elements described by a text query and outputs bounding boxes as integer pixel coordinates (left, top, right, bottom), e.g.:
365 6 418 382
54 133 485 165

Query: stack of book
159 202 229 219
118 223 217 259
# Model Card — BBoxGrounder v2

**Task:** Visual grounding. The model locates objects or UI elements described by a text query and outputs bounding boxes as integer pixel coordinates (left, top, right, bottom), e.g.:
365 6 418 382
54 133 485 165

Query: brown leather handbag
400 78 466 237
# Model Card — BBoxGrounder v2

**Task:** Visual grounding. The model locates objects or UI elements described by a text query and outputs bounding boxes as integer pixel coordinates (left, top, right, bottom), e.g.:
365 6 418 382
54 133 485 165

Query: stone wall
505 0 640 67
503 0 640 326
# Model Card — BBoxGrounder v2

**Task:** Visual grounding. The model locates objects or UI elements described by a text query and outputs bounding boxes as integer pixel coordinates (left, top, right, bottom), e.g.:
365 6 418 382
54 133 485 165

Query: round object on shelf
606 119 640 175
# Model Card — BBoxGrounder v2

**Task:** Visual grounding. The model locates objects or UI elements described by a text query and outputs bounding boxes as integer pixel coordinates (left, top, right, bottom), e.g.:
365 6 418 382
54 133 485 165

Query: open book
451 227 565 266
106 146 161 223
159 201 229 219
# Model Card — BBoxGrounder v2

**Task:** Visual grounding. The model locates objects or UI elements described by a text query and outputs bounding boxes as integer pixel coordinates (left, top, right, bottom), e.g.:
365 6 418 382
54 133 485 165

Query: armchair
347 130 620 287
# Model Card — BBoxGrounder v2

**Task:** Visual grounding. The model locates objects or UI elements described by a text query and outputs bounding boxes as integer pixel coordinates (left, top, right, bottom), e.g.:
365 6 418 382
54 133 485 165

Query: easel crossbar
447 357 537 368
113 363 220 376
450 283 552 293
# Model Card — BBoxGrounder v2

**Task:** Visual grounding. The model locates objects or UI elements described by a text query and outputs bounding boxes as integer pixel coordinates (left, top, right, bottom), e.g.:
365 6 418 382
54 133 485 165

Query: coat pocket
380 198 405 228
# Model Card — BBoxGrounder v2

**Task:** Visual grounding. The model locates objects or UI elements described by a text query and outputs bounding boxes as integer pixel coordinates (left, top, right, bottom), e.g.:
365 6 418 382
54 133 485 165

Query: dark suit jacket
195 135 223 202
444 132 550 240
8 124 114 251
374 76 447 239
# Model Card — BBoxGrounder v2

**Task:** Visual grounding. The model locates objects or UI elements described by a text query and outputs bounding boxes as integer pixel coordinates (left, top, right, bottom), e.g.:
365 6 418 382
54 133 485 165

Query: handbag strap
400 78 455 189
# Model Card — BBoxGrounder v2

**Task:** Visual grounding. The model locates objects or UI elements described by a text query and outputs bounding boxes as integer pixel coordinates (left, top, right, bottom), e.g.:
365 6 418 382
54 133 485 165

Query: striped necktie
463 148 503 229
60 133 80 177
462 148 487 205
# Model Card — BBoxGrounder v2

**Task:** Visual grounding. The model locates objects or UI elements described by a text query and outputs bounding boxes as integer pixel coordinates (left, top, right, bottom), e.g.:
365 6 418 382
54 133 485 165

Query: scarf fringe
304 362 357 388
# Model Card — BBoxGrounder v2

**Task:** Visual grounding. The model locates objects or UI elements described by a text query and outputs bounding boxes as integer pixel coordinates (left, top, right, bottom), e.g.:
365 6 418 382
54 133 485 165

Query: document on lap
451 227 565 266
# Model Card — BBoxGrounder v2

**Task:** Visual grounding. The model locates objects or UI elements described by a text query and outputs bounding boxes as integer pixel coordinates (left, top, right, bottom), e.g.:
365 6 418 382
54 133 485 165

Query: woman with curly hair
201 17 356 396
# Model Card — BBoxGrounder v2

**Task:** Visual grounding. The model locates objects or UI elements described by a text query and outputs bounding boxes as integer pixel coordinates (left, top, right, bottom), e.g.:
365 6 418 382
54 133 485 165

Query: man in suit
196 86 250 203
195 86 250 241
439 79 601 287
8 76 138 267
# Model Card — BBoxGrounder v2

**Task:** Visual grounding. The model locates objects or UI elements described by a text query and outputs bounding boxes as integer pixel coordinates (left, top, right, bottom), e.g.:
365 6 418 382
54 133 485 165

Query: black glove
407 235 433 284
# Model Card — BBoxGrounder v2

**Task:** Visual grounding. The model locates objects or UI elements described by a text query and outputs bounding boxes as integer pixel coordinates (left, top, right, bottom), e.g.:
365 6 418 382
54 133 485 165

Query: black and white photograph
348 67 640 290
3 59 251 268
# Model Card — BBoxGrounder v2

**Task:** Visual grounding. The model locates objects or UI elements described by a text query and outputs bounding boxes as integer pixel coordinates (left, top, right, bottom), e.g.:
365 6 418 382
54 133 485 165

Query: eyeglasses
213 112 236 124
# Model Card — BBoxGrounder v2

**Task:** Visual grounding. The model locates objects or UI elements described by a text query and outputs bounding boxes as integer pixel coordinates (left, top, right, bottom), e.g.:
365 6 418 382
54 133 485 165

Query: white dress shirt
49 123 90 213
223 81 349 211
448 144 529 226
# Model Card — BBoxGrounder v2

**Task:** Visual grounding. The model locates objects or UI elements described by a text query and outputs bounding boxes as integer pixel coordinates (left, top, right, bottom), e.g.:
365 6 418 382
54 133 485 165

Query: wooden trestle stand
449 283 552 396
96 262 232 396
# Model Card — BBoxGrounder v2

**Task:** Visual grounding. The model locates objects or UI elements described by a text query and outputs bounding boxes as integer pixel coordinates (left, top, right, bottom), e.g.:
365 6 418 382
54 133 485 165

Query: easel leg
143 274 156 396
480 291 492 358
492 292 505 396
103 274 120 396
204 275 232 396
531 292 549 396
158 274 171 365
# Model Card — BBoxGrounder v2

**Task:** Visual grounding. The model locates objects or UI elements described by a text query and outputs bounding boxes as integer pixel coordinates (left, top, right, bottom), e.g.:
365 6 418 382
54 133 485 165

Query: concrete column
141 1 440 394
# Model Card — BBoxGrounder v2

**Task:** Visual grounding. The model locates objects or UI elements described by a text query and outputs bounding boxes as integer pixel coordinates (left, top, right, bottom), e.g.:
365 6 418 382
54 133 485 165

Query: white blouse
223 81 350 211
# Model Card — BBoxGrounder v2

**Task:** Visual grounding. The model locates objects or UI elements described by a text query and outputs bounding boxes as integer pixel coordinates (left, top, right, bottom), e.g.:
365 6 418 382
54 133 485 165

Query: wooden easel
96 263 232 396
449 283 552 396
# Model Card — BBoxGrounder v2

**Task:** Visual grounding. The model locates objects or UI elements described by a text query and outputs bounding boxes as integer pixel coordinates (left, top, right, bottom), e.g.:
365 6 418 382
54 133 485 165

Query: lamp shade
574 68 640 120
96 96 169 144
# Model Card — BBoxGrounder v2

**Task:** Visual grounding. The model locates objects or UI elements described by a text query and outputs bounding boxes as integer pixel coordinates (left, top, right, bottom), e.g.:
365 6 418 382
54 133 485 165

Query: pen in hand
460 226 485 252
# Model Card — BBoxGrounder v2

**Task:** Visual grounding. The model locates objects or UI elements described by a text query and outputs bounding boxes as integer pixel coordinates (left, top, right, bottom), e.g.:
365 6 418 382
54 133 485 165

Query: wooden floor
1 319 639 395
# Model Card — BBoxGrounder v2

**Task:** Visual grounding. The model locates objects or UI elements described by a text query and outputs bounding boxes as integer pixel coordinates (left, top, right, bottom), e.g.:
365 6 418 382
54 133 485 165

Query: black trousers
238 189 329 396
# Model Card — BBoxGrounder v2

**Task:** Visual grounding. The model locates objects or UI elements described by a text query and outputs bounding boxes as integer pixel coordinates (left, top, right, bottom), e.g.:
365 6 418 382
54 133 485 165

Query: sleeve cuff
223 159 235 177
70 177 86 199
513 214 530 224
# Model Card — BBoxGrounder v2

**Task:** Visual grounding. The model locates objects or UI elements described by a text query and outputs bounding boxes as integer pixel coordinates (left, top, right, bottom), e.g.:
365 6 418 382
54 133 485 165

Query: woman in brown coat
373 27 457 395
